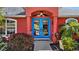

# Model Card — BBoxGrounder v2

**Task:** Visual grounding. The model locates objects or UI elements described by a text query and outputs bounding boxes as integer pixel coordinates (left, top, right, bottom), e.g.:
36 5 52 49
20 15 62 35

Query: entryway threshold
34 39 52 51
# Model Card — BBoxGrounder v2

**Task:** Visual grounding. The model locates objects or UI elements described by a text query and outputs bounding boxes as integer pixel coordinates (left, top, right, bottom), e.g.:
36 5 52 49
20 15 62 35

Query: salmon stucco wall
16 18 27 33
58 17 66 26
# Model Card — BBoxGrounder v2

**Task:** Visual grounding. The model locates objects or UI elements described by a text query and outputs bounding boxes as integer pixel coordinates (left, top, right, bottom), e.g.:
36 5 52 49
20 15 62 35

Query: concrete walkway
34 40 52 51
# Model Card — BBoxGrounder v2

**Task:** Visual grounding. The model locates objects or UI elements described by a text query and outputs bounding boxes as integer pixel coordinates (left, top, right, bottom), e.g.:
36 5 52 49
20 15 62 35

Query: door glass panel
34 20 40 36
42 20 48 36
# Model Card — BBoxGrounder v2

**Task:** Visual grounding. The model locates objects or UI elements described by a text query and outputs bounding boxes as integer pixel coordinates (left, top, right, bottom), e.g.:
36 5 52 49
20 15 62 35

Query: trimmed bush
7 33 34 51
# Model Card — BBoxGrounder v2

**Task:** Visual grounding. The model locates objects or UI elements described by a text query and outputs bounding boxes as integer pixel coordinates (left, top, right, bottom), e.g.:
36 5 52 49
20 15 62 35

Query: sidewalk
34 40 52 51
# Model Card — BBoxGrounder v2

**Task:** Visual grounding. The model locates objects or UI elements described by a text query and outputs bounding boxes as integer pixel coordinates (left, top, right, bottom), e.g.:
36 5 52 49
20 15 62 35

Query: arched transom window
65 18 78 23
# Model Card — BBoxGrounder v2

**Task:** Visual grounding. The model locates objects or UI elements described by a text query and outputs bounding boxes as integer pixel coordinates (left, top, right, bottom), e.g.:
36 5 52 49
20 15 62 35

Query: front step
34 40 52 51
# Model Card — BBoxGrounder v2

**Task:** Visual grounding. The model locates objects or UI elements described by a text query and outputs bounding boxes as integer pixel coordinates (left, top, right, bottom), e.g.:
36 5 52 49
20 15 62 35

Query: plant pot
29 44 34 51
50 43 63 51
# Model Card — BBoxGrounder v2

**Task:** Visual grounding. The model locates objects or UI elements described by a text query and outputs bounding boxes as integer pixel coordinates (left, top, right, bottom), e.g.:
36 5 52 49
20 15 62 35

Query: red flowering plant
7 33 34 51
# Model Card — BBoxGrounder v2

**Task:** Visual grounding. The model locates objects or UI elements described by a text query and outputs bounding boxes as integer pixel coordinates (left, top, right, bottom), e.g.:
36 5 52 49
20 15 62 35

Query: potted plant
60 19 79 51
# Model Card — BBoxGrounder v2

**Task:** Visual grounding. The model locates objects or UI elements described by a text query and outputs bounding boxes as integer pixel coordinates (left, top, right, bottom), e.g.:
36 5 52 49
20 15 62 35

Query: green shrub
62 37 78 51
60 19 79 51
0 37 8 51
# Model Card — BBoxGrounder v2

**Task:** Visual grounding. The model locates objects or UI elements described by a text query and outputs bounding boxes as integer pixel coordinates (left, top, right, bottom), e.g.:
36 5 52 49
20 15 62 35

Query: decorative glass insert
43 20 48 36
34 20 40 36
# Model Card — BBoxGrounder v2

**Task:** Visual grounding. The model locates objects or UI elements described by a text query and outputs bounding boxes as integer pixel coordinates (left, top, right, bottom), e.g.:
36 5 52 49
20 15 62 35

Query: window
0 18 17 36
65 18 78 23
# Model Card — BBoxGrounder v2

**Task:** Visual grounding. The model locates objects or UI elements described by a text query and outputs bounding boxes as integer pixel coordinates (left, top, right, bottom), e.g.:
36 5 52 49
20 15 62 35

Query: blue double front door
32 18 50 38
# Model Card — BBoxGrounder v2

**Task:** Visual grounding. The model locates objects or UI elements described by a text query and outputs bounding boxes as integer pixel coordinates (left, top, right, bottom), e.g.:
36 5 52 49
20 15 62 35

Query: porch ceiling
3 7 26 17
58 7 79 17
